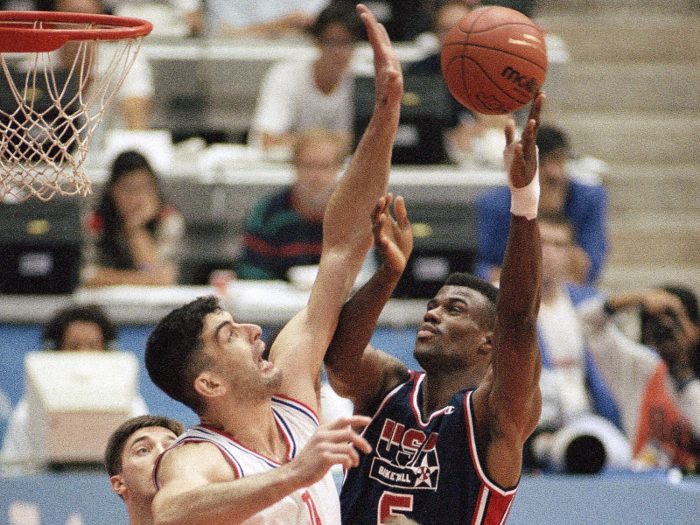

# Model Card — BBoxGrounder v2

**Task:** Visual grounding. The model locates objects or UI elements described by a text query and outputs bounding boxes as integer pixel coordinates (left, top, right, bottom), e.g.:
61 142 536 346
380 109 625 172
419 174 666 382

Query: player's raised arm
473 93 545 488
269 4 403 408
325 194 414 415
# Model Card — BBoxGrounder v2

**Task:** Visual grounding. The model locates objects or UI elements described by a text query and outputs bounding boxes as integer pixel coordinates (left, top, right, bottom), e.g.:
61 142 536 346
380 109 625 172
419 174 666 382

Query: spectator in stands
476 123 608 285
206 0 329 39
249 1 364 157
82 150 184 287
237 129 348 280
104 0 204 38
524 212 630 474
478 0 536 18
408 1 515 166
105 415 184 525
579 285 700 474
41 0 155 130
0 304 149 472
359 0 437 42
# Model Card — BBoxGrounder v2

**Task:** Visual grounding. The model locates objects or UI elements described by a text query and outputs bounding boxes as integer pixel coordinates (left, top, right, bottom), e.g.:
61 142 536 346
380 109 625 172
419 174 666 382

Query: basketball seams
442 43 547 72
443 54 534 111
454 22 541 37
456 55 529 108
440 6 547 114
457 5 490 35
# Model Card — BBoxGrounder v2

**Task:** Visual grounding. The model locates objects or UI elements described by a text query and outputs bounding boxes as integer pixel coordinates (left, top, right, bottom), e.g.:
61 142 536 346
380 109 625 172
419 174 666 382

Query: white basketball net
0 32 145 201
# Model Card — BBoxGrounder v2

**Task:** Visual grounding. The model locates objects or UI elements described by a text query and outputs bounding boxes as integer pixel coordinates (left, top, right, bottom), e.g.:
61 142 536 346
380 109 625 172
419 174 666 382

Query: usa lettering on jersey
368 415 452 490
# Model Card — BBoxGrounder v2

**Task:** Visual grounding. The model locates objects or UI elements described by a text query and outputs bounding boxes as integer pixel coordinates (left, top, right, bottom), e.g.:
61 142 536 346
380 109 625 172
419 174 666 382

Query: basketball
440 6 548 115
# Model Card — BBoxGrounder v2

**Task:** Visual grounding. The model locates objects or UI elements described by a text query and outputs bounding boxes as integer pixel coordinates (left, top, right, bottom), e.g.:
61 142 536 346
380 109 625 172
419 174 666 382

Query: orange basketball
440 6 548 115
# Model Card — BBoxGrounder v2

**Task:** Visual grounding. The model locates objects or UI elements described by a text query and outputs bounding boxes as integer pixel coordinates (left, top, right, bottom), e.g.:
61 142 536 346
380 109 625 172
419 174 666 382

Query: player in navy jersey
325 93 546 525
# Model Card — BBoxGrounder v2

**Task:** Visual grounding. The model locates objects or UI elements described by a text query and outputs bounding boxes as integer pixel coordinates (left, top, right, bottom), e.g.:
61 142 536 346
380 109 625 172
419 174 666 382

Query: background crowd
1 0 698 513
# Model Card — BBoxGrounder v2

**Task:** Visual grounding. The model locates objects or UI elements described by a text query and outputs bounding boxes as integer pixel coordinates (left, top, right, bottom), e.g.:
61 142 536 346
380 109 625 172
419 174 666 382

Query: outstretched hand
357 3 403 111
504 92 545 189
371 194 413 276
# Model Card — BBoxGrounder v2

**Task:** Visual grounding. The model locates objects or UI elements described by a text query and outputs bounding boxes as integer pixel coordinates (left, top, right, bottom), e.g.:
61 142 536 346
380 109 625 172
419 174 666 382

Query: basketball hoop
0 11 153 201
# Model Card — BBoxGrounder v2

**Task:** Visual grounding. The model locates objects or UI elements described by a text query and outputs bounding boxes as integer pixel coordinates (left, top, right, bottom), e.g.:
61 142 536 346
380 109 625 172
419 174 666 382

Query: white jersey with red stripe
155 395 339 525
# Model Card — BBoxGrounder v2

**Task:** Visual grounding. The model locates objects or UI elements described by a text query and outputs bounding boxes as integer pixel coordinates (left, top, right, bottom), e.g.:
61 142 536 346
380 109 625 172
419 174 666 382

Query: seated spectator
478 0 536 18
237 129 348 281
206 0 329 39
579 286 700 474
82 150 184 287
476 123 608 285
406 1 478 163
105 0 205 38
44 0 155 131
0 304 149 471
525 213 631 474
105 415 185 525
403 1 516 167
249 1 364 157
361 0 436 42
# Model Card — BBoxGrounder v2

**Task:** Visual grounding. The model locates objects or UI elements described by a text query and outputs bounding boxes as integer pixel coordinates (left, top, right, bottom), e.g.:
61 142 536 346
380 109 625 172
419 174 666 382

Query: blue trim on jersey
272 407 297 458
272 395 320 425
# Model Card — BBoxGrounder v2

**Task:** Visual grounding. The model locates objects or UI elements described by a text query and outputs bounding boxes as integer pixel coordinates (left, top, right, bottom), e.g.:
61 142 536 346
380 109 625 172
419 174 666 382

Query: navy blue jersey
340 372 518 525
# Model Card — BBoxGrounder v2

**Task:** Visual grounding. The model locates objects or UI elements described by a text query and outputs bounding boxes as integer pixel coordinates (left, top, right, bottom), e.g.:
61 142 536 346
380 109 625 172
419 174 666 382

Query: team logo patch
369 419 440 490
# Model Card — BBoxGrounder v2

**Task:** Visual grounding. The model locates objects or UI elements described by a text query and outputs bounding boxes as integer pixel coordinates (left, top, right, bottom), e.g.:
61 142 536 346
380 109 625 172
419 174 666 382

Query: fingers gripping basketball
440 6 548 115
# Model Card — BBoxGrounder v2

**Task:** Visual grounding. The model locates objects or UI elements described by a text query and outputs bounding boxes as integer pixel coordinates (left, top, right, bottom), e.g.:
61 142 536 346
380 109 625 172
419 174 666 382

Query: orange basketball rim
0 11 153 201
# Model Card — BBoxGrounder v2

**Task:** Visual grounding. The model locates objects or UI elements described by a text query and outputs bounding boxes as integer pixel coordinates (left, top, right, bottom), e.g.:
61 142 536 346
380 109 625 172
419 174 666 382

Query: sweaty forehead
434 285 485 305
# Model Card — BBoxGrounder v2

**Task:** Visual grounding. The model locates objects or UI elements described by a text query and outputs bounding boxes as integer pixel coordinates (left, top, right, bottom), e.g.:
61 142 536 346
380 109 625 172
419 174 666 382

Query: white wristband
510 169 540 220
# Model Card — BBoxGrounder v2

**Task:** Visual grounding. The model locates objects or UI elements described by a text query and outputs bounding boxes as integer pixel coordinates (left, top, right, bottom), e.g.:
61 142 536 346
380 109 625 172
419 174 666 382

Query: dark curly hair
105 415 185 478
145 296 221 414
43 304 116 351
444 272 499 328
95 150 164 269
309 1 364 42
535 124 570 160
649 284 700 377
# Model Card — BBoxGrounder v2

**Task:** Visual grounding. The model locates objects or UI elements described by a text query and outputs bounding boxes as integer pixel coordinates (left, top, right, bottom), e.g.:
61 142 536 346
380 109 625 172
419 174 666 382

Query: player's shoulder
157 438 237 489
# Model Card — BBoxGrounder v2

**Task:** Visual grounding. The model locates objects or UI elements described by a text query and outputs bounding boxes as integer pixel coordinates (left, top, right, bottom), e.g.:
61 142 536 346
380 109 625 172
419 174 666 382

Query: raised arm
473 93 545 488
270 4 403 409
325 194 414 416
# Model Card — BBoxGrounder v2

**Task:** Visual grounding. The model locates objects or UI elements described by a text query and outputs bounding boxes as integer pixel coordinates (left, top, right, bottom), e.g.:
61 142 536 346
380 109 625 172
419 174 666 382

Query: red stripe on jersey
471 484 516 525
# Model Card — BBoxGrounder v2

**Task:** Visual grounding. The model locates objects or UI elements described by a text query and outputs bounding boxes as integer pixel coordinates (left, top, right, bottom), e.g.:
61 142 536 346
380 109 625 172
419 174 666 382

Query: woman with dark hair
82 150 184 287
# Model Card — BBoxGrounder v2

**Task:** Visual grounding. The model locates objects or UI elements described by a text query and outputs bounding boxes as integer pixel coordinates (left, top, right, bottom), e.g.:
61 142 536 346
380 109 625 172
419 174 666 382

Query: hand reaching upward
371 194 413 277
505 92 545 189
357 4 403 115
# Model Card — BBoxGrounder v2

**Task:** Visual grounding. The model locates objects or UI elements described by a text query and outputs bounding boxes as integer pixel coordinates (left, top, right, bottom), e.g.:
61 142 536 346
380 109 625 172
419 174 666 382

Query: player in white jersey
155 398 339 524
144 5 404 525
